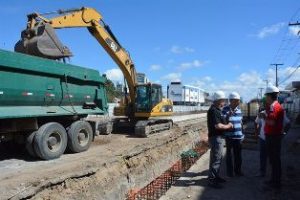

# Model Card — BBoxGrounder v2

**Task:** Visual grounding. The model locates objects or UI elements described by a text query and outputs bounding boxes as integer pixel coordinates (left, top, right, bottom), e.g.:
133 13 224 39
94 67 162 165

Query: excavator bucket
15 23 72 59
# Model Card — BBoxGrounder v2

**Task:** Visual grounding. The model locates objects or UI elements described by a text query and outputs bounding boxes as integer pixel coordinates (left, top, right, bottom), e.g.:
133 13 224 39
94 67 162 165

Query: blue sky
1 0 300 101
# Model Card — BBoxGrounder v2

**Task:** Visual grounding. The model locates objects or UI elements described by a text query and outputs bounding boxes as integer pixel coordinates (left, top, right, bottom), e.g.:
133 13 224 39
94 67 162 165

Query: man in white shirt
255 109 267 177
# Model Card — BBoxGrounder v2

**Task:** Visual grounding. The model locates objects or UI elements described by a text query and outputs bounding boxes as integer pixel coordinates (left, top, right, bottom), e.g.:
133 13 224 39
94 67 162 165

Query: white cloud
177 59 206 71
170 45 195 54
149 64 161 71
104 68 123 82
203 76 212 82
170 46 182 54
238 71 263 85
190 70 267 102
161 73 182 82
192 76 213 88
289 26 300 36
198 67 300 101
184 47 195 53
194 80 206 87
255 22 285 39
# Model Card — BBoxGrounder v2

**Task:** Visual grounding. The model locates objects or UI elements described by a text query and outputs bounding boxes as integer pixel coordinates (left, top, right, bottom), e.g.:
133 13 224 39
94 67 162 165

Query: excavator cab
135 84 162 113
15 22 72 60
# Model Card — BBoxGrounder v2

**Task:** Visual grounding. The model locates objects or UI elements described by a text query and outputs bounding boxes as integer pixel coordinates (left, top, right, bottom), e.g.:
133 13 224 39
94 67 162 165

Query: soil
0 114 207 200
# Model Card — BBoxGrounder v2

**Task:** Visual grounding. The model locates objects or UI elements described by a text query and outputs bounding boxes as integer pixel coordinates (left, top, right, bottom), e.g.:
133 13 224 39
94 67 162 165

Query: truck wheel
67 121 93 153
25 131 37 158
34 122 67 160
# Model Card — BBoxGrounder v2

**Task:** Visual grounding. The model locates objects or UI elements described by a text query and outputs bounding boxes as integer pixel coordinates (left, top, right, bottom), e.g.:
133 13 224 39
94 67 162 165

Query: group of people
207 85 289 189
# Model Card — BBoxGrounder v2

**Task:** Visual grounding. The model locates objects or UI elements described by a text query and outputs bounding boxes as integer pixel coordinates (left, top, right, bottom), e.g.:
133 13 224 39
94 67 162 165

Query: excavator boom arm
23 7 137 105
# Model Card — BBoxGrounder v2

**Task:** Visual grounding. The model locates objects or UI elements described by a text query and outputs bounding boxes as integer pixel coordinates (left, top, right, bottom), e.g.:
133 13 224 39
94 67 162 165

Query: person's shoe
208 179 223 189
216 177 227 183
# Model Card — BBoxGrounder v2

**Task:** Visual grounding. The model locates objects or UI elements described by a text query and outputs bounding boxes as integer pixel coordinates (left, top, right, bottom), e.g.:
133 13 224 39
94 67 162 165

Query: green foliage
105 79 122 102
181 149 199 158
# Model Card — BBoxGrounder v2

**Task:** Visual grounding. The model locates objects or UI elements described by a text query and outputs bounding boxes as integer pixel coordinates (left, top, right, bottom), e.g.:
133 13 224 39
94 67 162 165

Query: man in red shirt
262 86 284 189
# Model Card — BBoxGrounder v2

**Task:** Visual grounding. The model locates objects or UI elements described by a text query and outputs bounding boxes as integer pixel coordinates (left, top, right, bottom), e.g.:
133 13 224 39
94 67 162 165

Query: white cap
265 85 279 94
213 90 226 101
228 92 240 100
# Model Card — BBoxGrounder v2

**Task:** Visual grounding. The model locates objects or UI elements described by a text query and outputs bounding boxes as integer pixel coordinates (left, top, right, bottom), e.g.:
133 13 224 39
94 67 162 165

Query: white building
136 73 149 84
167 82 207 105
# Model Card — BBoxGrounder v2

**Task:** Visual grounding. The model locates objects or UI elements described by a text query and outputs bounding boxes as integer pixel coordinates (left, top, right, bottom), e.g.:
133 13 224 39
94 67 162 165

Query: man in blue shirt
222 92 244 177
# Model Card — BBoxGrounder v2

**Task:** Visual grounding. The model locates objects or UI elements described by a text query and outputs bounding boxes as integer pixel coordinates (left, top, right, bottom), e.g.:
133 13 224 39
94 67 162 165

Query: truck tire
25 131 37 158
67 121 93 153
33 122 67 160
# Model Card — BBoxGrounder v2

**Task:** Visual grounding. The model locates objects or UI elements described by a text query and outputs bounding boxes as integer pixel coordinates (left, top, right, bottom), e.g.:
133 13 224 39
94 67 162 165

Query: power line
271 7 300 64
268 7 300 88
279 64 300 85
277 21 300 86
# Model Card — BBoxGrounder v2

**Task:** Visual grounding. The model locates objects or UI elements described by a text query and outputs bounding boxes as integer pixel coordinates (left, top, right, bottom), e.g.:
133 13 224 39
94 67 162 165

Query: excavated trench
5 117 207 200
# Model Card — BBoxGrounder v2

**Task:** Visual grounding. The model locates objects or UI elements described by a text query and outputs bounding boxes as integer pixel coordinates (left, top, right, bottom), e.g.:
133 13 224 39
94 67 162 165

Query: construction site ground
160 124 300 200
0 114 207 200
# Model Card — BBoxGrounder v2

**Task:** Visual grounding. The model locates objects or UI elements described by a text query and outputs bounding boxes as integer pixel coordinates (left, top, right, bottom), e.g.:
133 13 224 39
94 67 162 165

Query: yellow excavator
15 7 173 137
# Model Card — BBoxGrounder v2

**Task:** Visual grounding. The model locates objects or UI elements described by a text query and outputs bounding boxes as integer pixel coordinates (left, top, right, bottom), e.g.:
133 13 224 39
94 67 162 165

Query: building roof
285 81 300 91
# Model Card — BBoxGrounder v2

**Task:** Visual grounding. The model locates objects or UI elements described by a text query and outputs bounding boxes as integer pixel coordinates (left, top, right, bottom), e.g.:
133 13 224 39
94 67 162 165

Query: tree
105 79 122 102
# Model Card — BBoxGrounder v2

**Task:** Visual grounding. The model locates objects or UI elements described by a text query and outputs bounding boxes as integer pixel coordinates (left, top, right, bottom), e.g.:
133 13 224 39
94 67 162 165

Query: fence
107 103 207 116
126 141 209 200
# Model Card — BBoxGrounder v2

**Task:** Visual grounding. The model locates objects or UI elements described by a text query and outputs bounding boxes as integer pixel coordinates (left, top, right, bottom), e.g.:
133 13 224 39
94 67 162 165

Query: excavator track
135 119 173 137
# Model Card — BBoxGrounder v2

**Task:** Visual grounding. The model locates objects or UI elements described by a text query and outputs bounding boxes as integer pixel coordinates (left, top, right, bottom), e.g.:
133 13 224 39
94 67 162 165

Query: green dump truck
0 49 111 160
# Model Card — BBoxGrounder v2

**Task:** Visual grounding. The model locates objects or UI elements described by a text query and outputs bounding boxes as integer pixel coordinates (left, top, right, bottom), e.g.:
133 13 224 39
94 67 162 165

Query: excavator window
135 84 163 113
151 85 162 107
136 85 151 112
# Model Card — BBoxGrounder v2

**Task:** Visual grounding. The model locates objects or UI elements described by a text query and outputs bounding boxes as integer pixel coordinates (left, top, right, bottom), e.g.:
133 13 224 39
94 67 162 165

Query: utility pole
289 21 300 26
289 21 300 36
258 87 263 99
263 79 269 88
270 63 283 87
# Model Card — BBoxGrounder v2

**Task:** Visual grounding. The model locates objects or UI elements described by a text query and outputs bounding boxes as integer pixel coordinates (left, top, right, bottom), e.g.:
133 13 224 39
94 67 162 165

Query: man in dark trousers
207 91 233 188
223 92 244 177
262 86 284 189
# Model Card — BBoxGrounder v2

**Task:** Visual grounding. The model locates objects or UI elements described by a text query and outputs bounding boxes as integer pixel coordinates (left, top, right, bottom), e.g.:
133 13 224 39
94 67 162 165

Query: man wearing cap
207 91 233 188
262 86 284 189
222 92 244 177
